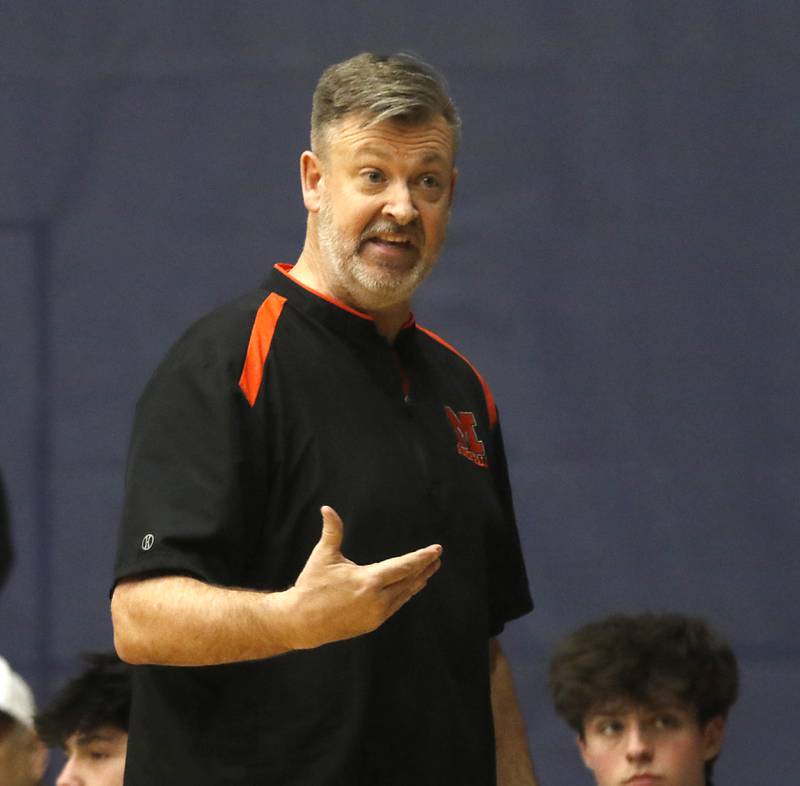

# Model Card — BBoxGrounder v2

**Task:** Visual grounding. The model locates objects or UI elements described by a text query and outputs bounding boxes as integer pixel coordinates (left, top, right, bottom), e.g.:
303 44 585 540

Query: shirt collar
265 263 417 346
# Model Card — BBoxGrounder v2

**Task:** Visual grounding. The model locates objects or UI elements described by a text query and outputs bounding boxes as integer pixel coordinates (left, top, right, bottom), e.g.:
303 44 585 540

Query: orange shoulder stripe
238 293 287 407
416 325 498 429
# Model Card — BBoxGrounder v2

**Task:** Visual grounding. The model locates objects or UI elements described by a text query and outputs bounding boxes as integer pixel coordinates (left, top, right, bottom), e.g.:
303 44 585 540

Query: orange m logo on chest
444 406 488 468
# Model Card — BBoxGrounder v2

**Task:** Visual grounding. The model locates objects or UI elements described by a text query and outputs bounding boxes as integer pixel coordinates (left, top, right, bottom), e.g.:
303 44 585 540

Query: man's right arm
111 506 442 666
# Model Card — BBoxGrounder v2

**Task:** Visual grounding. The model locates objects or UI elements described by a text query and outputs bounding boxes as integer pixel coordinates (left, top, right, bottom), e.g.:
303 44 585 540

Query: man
35 652 131 786
111 52 536 785
0 655 47 786
548 612 739 786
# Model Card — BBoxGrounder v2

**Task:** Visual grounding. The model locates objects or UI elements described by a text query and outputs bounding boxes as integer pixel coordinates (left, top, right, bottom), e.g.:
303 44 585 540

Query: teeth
375 234 409 244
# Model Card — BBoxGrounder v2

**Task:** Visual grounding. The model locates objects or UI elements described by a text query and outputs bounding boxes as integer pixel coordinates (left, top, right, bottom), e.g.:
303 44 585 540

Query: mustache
359 220 424 246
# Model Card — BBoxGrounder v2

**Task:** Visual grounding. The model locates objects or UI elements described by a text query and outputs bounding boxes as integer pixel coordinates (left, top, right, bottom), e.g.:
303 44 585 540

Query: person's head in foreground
0 655 47 786
35 653 131 786
549 612 739 786
296 52 460 332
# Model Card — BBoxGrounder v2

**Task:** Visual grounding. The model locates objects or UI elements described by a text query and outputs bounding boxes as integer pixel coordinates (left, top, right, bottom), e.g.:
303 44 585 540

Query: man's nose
624 724 654 764
382 182 419 225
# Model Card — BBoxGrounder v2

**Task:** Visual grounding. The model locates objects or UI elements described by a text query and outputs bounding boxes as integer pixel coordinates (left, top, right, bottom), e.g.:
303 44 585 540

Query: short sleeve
485 413 534 636
114 341 261 590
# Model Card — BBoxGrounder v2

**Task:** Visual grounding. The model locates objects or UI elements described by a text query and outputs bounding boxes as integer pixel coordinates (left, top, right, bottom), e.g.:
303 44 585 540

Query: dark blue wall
1 4 798 783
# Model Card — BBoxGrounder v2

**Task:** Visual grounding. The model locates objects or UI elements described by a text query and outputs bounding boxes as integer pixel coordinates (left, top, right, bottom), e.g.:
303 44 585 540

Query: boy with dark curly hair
35 653 131 786
549 613 738 786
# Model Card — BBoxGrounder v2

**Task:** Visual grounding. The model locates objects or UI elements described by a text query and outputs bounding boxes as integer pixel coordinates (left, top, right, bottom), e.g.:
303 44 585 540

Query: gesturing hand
285 506 442 649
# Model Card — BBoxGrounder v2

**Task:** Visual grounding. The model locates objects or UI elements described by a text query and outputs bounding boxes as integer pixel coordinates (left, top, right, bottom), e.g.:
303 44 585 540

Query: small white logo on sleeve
141 533 155 551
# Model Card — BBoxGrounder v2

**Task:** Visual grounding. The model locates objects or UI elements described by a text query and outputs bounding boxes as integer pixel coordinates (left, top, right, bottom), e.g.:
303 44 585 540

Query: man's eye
420 175 441 189
362 170 384 184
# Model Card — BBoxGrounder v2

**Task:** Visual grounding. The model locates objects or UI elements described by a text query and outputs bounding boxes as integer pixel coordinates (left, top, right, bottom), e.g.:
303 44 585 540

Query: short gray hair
311 52 461 157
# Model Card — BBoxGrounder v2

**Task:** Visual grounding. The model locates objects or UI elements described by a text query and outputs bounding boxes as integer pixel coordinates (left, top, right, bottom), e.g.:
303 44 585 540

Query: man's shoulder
153 283 278 378
413 323 498 427
414 323 485 379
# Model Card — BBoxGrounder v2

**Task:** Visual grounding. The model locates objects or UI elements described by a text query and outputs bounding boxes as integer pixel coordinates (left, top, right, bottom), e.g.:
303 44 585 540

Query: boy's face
577 702 724 786
55 726 127 786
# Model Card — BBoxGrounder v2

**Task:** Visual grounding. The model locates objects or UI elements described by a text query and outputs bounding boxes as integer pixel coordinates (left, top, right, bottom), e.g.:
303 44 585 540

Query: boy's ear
702 716 726 761
34 740 49 780
28 735 48 781
576 733 591 768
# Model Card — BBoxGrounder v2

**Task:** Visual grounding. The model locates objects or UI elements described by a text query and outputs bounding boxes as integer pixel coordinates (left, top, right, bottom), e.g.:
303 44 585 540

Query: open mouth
366 233 415 250
361 236 419 262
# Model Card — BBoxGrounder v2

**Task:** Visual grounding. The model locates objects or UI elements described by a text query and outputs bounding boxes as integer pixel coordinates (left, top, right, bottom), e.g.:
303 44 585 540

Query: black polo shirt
115 264 533 785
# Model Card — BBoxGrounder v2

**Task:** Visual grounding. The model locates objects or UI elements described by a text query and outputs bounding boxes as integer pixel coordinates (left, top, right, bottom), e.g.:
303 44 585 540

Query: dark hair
311 52 461 156
35 652 132 747
549 613 738 786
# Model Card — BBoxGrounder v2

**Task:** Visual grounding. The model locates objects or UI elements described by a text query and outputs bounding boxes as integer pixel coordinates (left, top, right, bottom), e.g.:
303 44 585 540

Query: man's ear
300 150 324 213
447 167 458 208
702 716 726 761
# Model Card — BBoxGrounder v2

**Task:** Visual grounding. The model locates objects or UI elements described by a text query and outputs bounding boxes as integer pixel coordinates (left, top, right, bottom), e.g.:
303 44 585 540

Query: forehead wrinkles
326 117 454 165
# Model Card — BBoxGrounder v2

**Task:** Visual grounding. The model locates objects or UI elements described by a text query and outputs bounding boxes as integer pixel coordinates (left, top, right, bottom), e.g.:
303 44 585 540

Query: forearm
111 508 442 667
111 575 296 666
490 639 539 786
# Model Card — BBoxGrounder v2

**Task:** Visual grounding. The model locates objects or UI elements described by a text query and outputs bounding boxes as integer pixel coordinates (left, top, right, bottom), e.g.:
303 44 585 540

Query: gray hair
311 52 461 157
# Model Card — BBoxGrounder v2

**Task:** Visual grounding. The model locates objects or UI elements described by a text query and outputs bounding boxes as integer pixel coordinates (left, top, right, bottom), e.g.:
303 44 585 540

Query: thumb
318 505 344 551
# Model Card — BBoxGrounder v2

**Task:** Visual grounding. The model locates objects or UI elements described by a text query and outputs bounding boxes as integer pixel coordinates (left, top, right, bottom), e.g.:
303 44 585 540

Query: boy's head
548 613 738 786
35 653 132 786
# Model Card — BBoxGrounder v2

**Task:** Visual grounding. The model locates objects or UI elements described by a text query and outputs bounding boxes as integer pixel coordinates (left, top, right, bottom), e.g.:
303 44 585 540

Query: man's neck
291 248 411 343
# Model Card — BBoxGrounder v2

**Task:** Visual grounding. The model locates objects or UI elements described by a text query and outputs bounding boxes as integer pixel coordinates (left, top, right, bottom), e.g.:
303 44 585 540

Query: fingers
294 508 444 644
389 554 442 592
381 558 442 618
315 504 442 596
318 505 344 551
418 555 442 585
373 544 443 586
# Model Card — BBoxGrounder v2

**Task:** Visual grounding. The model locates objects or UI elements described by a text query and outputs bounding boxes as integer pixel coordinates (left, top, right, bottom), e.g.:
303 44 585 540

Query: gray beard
316 200 435 307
